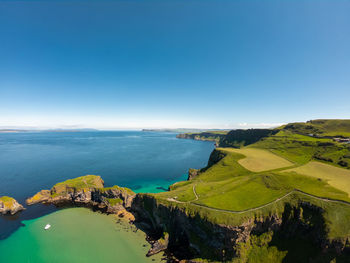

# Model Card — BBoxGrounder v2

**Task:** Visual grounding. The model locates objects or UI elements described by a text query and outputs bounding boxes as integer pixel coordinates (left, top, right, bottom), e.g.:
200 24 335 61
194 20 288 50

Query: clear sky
0 0 349 129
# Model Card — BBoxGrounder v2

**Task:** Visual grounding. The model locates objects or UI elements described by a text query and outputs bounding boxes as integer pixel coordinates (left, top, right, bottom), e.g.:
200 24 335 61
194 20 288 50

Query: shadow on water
0 204 58 240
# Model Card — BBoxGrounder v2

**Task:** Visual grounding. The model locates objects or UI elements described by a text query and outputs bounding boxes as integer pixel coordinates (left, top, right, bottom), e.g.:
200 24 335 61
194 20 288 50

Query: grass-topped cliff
26 175 135 213
53 174 104 191
0 196 24 215
27 175 105 204
176 130 228 143
280 119 350 137
179 119 350 168
135 119 350 262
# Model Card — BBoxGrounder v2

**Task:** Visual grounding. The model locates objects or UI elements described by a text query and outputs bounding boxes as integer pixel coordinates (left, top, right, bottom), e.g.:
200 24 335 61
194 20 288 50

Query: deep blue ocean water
0 131 214 239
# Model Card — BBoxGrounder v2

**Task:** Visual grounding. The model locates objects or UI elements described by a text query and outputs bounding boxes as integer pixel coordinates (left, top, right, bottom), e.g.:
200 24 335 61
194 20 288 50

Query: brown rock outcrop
0 196 25 215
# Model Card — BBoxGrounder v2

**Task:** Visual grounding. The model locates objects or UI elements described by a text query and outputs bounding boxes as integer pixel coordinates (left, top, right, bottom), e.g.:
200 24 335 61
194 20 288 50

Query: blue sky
0 0 349 129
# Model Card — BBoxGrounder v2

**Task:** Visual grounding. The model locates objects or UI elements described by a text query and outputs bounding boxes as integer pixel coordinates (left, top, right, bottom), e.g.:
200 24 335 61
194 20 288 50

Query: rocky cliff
0 196 24 215
26 175 136 216
131 195 349 262
176 132 226 144
206 148 227 168
220 129 278 148
177 129 279 148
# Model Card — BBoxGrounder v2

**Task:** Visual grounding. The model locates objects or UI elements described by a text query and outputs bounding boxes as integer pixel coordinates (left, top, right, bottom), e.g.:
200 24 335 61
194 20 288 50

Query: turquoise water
0 131 213 261
0 208 163 263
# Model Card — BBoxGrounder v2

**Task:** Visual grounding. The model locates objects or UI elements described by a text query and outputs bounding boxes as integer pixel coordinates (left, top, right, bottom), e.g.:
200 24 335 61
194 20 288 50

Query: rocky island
0 196 24 215
26 175 136 218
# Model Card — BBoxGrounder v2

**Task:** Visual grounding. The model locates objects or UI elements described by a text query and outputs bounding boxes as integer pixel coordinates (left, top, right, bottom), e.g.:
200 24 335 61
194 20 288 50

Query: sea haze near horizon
0 131 214 240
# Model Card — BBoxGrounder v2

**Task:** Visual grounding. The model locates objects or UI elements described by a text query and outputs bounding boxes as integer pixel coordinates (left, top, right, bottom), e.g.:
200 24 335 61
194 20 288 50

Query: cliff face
131 194 260 260
220 129 278 148
0 196 24 215
206 148 227 168
177 129 278 148
187 168 199 181
176 132 225 144
131 195 347 262
185 150 226 181
26 175 136 215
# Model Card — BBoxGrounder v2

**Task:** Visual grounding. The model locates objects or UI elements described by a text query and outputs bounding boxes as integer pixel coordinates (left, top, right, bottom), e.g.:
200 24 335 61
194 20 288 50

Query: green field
283 161 350 196
279 119 350 137
221 148 293 172
158 148 350 213
153 150 350 263
251 130 350 167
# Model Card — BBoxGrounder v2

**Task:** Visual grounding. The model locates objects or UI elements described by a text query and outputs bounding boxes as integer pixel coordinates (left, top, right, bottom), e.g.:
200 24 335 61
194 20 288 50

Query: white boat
44 224 51 230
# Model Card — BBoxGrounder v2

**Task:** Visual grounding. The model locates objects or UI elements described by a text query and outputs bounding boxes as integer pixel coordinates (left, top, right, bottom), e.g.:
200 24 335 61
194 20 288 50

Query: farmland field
220 148 293 172
282 161 350 196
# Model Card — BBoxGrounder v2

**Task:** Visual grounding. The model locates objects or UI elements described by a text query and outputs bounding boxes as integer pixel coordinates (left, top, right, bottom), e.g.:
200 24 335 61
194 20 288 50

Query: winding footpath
167 185 350 215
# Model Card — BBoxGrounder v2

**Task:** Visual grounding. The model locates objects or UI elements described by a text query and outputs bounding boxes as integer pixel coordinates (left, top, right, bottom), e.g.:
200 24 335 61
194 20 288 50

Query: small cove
0 208 164 263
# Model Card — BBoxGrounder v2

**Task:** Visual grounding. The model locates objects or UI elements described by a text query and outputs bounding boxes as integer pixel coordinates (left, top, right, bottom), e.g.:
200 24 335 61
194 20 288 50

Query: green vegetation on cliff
52 175 104 193
105 197 123 206
0 196 24 215
0 196 13 203
220 129 278 148
26 175 135 208
155 149 350 227
145 119 350 262
252 129 350 168
176 131 228 143
281 119 350 137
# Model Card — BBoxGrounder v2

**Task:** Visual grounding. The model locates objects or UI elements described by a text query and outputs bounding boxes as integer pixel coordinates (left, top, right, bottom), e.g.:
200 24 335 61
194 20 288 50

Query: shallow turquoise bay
0 208 162 263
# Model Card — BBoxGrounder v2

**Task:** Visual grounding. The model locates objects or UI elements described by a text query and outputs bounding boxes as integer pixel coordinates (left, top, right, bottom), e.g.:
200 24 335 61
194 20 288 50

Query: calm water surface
0 208 163 263
0 131 213 262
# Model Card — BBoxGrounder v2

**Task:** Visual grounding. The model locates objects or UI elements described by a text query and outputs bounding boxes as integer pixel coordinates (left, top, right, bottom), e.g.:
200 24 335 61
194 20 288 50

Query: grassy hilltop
146 119 350 262
280 119 350 137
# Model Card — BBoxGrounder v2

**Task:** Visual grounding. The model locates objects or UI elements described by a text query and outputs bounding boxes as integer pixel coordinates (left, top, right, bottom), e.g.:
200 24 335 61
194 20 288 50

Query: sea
0 131 214 262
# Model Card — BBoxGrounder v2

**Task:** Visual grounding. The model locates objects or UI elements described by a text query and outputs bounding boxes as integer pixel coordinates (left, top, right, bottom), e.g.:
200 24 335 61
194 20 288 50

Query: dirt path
193 185 199 201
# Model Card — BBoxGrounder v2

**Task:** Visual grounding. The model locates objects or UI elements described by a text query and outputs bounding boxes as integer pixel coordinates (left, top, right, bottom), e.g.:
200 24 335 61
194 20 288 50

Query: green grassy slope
152 120 350 248
283 161 350 196
281 119 350 137
251 130 350 168
156 149 350 217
